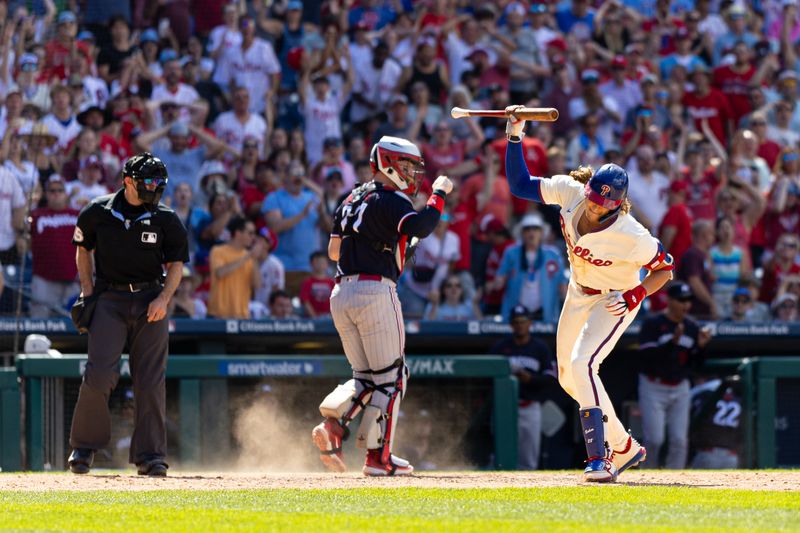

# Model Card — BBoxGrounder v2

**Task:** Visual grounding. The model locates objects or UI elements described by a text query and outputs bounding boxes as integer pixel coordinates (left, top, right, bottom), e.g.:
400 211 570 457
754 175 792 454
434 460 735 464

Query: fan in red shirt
683 66 734 147
241 161 279 232
43 12 93 82
749 112 781 169
299 251 336 318
446 185 475 273
760 177 800 255
681 145 721 221
481 218 514 316
461 144 512 227
29 176 80 318
712 42 762 126
660 180 694 268
491 135 548 216
421 120 483 183
759 234 800 305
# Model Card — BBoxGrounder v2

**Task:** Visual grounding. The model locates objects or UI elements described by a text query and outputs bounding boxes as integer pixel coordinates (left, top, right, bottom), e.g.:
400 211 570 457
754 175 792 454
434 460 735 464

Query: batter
504 105 675 482
311 136 453 476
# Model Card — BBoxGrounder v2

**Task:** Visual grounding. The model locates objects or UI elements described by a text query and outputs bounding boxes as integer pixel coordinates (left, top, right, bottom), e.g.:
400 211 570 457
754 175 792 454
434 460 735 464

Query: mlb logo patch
141 232 158 244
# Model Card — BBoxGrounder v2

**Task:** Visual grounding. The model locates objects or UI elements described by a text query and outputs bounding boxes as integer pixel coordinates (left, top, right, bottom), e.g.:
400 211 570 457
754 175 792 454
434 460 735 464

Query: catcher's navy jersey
332 182 416 282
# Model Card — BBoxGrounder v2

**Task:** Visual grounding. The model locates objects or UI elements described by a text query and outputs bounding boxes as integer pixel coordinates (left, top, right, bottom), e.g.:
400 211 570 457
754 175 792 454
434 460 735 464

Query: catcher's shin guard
356 359 408 464
314 376 375 472
580 407 618 483
319 377 374 426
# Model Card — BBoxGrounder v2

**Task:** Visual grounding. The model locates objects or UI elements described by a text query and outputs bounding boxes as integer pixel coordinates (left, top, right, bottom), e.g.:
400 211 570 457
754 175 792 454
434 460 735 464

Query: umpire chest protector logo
141 231 158 244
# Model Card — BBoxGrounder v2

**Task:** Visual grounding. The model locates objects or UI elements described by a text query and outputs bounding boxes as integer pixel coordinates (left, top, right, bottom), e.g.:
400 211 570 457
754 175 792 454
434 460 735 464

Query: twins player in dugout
504 105 676 482
311 136 453 476
67 153 189 477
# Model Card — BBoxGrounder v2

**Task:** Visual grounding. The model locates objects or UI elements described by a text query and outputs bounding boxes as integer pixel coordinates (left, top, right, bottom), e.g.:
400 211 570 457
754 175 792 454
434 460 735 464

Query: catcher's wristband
427 190 446 213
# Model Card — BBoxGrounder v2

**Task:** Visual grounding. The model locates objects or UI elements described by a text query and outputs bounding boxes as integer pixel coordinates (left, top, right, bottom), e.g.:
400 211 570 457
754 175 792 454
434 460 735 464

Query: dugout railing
8 354 518 472
1 319 799 364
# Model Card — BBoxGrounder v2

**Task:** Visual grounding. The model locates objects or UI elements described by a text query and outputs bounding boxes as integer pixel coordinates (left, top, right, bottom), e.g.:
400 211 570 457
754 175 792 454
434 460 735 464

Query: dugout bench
9 354 519 472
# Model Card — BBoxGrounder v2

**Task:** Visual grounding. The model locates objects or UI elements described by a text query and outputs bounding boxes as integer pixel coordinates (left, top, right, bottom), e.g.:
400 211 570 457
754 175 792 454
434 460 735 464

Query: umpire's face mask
134 177 167 209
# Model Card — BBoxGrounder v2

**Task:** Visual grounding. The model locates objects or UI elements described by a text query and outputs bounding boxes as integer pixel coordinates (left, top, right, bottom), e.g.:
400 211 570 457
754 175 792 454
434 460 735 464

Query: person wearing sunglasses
29 175 80 318
760 233 800 306
726 287 753 322
423 273 481 321
67 153 188 478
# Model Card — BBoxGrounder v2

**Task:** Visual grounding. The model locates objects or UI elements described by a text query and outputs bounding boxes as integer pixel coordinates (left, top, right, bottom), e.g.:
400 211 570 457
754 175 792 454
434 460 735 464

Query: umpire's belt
106 280 163 293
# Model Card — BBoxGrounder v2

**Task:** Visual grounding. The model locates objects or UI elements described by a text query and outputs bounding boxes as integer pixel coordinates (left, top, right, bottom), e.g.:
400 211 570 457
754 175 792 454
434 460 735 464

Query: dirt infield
2 471 798 492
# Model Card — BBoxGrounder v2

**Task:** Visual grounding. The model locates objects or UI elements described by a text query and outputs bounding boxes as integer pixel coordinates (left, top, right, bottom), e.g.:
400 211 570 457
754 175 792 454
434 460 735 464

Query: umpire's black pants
69 288 168 465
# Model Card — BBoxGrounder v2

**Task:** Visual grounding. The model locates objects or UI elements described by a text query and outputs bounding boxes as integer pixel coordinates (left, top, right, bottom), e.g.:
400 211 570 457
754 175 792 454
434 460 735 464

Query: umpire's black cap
510 305 532 321
667 282 692 301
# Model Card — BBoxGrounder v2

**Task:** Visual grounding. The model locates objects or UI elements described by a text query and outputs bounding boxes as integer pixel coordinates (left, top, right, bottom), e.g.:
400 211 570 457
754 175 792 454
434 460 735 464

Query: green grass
1 487 799 532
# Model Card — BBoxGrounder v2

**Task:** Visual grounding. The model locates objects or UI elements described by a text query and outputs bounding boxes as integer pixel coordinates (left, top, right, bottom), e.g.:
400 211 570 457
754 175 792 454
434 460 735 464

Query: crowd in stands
1 0 799 323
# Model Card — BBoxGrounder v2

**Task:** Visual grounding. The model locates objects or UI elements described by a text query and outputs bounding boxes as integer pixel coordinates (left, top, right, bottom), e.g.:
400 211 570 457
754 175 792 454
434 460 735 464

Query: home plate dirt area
2 471 798 491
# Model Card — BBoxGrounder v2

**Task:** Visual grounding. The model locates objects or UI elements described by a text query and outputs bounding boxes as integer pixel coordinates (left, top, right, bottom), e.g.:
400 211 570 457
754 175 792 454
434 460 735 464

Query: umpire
67 153 188 477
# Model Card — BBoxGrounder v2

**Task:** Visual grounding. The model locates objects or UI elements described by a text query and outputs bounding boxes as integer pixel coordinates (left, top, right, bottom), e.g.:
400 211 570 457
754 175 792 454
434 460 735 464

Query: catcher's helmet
369 136 425 196
584 163 628 212
123 152 168 209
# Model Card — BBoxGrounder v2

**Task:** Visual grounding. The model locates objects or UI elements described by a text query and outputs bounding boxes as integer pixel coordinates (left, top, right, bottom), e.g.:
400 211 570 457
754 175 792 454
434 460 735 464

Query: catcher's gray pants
69 288 169 466
517 401 542 470
638 375 690 469
330 275 404 385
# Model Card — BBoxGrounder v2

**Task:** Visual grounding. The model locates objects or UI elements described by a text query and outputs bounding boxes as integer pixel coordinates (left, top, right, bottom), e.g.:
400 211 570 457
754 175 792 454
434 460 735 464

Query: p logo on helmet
584 164 629 221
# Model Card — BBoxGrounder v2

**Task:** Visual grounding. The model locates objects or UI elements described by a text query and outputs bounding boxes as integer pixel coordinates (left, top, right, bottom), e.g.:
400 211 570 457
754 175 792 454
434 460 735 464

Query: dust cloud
228 382 481 473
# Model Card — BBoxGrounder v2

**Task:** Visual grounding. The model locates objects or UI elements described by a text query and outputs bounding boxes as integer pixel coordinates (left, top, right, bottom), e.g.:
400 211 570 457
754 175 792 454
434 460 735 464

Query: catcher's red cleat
362 449 414 476
312 418 347 472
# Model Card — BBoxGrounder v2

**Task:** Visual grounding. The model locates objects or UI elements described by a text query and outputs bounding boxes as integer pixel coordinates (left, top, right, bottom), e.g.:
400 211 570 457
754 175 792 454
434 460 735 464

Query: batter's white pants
517 401 542 470
556 282 640 451
330 276 405 385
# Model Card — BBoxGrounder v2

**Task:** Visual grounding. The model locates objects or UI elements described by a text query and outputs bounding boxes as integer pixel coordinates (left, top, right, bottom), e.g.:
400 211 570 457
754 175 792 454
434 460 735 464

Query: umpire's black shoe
137 460 168 477
68 448 94 474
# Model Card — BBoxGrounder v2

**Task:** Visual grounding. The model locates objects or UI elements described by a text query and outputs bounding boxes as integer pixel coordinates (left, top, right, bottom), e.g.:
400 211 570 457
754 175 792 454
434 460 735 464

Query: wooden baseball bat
450 106 559 122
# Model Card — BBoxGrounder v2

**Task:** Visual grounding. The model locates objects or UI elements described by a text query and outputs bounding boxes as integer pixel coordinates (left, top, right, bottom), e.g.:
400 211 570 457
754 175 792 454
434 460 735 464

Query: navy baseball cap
667 282 692 301
510 305 531 321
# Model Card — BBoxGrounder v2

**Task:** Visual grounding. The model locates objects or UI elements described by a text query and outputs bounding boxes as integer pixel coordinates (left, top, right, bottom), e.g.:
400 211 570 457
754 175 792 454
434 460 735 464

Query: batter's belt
575 283 620 296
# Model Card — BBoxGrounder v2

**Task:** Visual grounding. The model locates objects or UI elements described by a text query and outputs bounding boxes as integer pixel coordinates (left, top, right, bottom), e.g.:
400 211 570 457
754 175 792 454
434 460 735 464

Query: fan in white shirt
300 63 353 165
224 17 281 115
0 165 26 253
212 86 267 155
208 3 243 88
66 161 110 210
41 85 81 152
626 145 671 232
151 60 203 124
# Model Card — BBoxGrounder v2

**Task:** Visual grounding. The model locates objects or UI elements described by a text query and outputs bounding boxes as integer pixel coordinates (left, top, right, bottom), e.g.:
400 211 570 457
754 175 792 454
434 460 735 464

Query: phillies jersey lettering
539 174 660 290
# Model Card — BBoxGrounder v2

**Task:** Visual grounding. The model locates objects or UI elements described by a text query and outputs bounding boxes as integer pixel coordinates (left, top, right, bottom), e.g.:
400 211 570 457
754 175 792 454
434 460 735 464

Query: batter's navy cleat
312 418 347 473
68 448 94 474
584 457 618 483
363 450 414 476
137 460 168 477
612 436 646 474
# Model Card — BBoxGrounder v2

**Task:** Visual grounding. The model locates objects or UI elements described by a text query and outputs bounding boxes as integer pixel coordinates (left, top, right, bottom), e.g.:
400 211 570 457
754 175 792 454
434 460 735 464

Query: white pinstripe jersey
539 174 661 291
